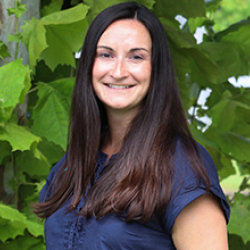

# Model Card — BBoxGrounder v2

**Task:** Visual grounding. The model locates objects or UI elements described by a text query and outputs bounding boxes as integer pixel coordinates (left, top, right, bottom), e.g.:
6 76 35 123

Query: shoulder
172 193 229 250
162 138 230 234
39 153 67 202
173 139 220 186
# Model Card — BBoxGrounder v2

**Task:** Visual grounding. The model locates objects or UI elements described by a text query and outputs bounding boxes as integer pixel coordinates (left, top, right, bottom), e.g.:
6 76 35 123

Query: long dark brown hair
34 2 210 223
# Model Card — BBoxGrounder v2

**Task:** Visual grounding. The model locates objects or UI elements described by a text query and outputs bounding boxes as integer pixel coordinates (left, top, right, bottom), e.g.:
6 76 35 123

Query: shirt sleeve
39 154 67 203
162 141 230 235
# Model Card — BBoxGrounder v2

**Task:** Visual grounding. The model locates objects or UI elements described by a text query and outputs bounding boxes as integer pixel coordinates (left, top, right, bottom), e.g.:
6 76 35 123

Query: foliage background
0 0 250 249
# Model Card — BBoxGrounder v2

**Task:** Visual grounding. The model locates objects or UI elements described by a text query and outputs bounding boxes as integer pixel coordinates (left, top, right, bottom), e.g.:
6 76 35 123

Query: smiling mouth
105 84 134 89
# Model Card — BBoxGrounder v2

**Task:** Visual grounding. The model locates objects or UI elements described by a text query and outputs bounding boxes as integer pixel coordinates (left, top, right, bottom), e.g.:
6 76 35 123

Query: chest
45 206 176 250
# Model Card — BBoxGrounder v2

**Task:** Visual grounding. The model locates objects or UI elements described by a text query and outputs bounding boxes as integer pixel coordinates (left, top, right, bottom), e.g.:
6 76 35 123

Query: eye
130 55 143 60
98 52 113 58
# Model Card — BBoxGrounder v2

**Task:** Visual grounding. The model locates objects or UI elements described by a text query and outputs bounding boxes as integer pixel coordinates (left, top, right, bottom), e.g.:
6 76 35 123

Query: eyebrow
97 45 149 53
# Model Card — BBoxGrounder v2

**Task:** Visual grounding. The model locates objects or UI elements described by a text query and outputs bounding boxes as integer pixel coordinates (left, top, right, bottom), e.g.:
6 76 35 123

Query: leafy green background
0 0 249 248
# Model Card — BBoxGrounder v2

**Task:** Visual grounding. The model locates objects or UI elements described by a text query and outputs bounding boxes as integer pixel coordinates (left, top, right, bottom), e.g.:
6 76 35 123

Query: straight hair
34 2 210 223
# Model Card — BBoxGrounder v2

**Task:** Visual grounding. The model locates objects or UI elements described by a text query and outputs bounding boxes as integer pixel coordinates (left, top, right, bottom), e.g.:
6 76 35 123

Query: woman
35 2 230 249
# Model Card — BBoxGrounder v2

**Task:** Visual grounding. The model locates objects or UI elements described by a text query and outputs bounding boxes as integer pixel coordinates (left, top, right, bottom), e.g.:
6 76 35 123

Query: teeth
107 84 131 89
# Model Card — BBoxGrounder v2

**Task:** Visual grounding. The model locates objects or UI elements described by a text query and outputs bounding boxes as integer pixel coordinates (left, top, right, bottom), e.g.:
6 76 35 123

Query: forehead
97 19 152 48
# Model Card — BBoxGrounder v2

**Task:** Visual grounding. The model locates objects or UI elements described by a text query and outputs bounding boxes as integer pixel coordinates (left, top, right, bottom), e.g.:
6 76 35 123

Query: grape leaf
0 59 31 122
0 235 45 250
0 220 26 242
188 17 206 33
0 41 11 58
228 193 250 244
0 204 26 222
32 78 74 150
37 139 65 164
198 42 240 83
41 3 89 25
217 132 250 162
16 150 50 177
0 204 44 242
39 4 89 71
22 4 89 71
0 123 41 152
210 99 237 132
41 0 64 17
21 18 48 70
0 141 12 165
205 0 222 12
154 0 205 18
221 25 250 57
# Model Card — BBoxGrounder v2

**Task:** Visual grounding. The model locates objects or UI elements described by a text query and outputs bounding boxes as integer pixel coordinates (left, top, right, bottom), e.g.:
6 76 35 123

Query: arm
172 193 228 250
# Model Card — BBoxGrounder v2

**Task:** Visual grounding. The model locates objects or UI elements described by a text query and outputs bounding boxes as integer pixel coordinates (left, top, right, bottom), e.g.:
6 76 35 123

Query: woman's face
92 19 152 114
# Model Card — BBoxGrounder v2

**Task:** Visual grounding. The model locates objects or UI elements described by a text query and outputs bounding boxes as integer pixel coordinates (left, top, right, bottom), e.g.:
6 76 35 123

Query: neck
102 107 139 158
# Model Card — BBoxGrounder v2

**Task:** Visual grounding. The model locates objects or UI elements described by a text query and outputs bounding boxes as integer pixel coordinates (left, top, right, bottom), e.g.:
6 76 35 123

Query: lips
105 84 135 89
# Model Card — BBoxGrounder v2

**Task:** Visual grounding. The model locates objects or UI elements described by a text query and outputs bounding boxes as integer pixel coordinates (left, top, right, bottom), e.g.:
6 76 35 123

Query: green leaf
0 123 41 152
41 0 64 17
21 18 48 70
0 59 31 122
230 104 250 138
16 150 50 177
233 101 250 111
228 234 247 250
137 0 155 10
161 18 196 48
41 3 89 25
0 59 30 107
0 220 26 242
0 41 11 58
0 204 44 242
25 220 44 238
188 17 206 33
189 125 218 149
37 139 65 164
7 3 27 18
186 47 218 84
221 25 250 57
35 60 73 83
205 0 222 12
39 21 85 71
199 42 240 83
71 0 81 5
217 132 250 162
39 4 89 71
32 78 74 150
218 154 235 180
0 235 46 250
8 33 22 43
228 194 250 244
8 2 27 18
0 204 26 222
215 19 250 41
0 141 11 165
85 0 124 22
210 99 237 132
154 0 206 19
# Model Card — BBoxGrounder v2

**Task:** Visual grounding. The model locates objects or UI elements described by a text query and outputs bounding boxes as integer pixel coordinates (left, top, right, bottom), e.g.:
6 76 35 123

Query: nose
110 58 128 79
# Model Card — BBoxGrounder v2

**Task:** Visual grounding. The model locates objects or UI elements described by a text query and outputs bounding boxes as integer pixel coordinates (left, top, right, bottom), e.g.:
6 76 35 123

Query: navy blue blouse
39 141 230 250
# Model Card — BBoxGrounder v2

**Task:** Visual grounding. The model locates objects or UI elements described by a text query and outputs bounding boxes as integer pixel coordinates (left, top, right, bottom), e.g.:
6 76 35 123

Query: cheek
92 61 100 80
131 63 151 81
92 59 111 80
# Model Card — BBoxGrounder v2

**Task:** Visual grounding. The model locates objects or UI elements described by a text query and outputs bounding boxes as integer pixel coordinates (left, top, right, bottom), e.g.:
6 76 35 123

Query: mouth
105 84 135 89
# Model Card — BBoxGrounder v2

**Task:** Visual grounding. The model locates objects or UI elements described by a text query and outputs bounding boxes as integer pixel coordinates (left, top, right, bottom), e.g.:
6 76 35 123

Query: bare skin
172 194 229 250
101 109 135 163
